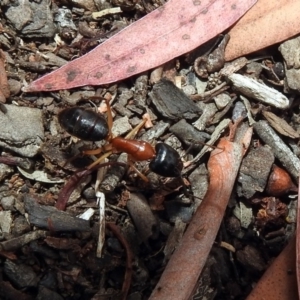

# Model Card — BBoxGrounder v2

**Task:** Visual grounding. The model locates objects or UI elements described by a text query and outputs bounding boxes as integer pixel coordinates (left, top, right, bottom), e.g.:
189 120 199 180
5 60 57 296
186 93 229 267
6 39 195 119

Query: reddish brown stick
56 162 127 210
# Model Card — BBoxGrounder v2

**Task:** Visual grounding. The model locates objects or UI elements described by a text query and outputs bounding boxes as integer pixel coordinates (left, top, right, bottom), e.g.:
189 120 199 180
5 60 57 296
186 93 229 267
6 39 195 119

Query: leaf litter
1 0 300 299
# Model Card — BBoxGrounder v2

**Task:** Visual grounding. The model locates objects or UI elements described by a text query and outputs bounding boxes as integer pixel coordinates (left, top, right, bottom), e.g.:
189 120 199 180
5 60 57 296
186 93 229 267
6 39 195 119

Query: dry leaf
225 0 300 61
246 236 297 300
24 0 256 92
262 110 300 139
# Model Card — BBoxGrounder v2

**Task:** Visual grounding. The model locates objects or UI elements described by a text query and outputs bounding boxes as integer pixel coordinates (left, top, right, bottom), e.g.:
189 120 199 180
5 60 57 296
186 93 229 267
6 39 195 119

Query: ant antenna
183 139 223 157
88 100 98 112
104 98 113 139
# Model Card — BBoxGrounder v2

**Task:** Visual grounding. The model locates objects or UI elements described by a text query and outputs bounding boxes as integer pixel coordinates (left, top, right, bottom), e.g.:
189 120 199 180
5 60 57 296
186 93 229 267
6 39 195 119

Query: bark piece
279 36 300 93
4 0 56 38
228 73 289 109
236 245 266 272
127 193 159 243
0 211 12 234
0 163 13 182
170 119 209 150
4 260 38 289
0 230 47 251
254 121 300 181
262 110 299 139
233 201 253 229
193 102 218 131
24 194 91 232
149 79 202 120
0 105 44 158
237 145 275 198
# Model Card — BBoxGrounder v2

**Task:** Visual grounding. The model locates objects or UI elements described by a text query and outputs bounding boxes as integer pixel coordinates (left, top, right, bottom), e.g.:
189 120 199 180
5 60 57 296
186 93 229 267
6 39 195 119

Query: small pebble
1 195 15 210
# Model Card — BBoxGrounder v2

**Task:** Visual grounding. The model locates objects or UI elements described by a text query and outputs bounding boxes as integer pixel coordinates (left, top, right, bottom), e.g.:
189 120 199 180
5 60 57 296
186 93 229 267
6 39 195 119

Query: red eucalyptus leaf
247 236 297 300
25 0 256 92
225 0 300 61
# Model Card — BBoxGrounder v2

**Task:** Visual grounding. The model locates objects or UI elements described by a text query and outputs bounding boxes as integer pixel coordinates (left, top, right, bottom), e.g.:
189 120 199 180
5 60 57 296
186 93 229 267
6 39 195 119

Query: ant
58 99 183 181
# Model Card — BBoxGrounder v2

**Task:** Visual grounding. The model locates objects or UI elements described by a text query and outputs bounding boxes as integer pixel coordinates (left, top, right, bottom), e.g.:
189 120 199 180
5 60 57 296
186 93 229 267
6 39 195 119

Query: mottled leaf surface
225 0 300 61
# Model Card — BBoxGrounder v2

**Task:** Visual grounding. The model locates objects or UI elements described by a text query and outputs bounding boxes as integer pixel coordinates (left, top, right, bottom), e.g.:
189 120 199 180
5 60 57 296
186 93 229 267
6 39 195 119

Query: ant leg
62 152 81 168
82 148 103 156
104 98 113 139
62 146 105 168
84 141 115 169
89 95 113 138
127 157 149 182
81 142 114 156
87 150 113 170
124 119 147 139
82 141 114 164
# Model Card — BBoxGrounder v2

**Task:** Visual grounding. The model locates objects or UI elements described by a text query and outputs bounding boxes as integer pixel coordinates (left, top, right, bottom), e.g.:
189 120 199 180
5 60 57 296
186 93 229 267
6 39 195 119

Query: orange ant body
58 101 183 180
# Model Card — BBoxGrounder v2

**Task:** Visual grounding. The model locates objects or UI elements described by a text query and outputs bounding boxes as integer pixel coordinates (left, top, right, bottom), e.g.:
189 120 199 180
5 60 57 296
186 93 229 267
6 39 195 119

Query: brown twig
55 169 92 210
56 162 127 210
0 156 33 169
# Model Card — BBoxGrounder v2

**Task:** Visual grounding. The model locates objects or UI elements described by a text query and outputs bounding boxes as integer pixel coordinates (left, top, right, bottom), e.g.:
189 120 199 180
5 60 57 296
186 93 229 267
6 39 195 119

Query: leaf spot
193 0 201 5
94 72 103 79
201 7 208 14
45 83 53 90
127 65 136 73
182 34 190 40
231 3 237 9
194 225 207 240
105 54 111 60
139 48 145 54
66 69 81 83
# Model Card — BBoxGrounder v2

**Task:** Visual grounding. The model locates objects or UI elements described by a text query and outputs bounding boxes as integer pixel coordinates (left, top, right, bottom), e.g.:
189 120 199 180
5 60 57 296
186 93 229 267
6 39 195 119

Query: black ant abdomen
149 143 183 177
58 107 109 141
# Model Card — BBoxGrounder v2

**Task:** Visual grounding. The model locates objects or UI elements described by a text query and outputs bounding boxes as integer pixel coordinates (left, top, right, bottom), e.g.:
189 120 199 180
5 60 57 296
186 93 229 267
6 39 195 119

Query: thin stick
104 98 113 139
